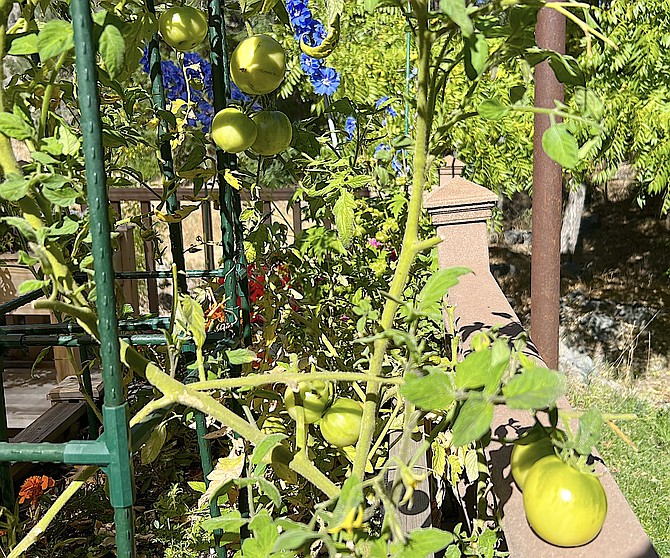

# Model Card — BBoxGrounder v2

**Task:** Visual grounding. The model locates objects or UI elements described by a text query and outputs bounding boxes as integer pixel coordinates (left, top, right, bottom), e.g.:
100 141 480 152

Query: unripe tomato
210 108 257 153
319 398 363 448
230 35 286 95
510 433 555 490
251 110 293 156
158 7 208 52
523 455 608 547
284 380 332 424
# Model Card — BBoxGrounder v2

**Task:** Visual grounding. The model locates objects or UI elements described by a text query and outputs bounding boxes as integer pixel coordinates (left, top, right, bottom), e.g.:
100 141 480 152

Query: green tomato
251 111 293 156
230 35 286 95
510 434 555 490
210 108 257 153
319 398 363 448
523 455 608 547
284 381 332 424
158 7 208 52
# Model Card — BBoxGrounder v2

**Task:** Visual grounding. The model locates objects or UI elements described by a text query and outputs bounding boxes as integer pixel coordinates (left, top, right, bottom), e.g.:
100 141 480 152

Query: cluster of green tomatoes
284 381 364 449
158 7 293 156
510 428 608 547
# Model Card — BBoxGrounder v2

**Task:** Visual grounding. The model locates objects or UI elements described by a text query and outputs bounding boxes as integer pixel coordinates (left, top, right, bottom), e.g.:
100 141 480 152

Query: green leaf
0 112 33 140
464 448 479 483
99 24 125 80
1 216 37 242
393 527 455 558
401 367 455 411
439 0 474 37
200 510 247 532
0 175 30 201
451 396 494 446
445 545 461 558
417 266 470 311
484 339 511 394
57 125 80 157
43 217 79 238
200 453 245 506
178 295 206 351
478 99 509 121
37 20 74 61
242 509 278 558
8 33 39 56
573 407 602 456
502 366 566 409
455 350 491 390
333 189 357 248
226 348 257 365
41 175 79 207
140 422 167 464
272 526 318 552
509 85 526 104
329 474 363 528
187 481 207 494
542 124 579 169
548 54 584 86
18 279 49 295
464 33 488 80
251 433 287 465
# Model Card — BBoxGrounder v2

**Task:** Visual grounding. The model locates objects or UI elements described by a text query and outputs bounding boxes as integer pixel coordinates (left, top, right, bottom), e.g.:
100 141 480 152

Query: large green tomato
210 108 257 153
230 35 286 95
158 7 208 52
319 398 363 448
284 380 332 424
251 111 293 156
523 456 608 547
510 433 555 490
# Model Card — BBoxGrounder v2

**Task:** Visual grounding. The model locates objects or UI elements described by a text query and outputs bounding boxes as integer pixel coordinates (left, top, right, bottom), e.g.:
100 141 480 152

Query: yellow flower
328 506 364 537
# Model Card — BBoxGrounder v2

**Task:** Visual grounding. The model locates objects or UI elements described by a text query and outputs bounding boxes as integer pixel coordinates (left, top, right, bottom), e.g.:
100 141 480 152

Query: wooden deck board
2 367 57 430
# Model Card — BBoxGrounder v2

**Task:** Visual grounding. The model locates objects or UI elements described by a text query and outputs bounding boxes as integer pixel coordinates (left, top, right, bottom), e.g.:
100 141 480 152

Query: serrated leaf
140 423 167 464
18 279 49 295
455 350 491 390
57 125 80 156
272 527 318 552
464 33 488 80
37 20 74 61
0 175 30 201
99 24 125 80
401 367 455 411
154 205 199 223
484 339 511 394
478 98 509 121
0 113 33 140
44 217 79 239
418 266 470 311
451 397 494 447
431 439 446 477
200 452 245 507
542 124 579 169
573 407 602 455
8 33 39 56
464 448 479 483
178 295 206 350
42 175 79 207
1 216 37 241
333 189 356 247
200 510 247 532
251 433 287 465
393 527 455 558
502 366 566 409
439 0 474 37
226 348 257 365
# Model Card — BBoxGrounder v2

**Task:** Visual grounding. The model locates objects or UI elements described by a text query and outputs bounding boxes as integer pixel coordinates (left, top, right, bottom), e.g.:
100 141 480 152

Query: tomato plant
158 6 209 52
284 380 332 424
319 398 364 448
510 431 555 490
230 35 286 95
210 108 257 153
523 456 608 547
251 110 293 156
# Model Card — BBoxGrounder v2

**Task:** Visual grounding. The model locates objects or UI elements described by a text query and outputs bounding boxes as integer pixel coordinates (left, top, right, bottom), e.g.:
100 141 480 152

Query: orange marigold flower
18 475 55 505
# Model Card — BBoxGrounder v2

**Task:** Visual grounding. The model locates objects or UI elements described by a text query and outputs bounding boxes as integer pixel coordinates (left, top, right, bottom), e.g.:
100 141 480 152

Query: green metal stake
146 0 188 295
70 0 136 556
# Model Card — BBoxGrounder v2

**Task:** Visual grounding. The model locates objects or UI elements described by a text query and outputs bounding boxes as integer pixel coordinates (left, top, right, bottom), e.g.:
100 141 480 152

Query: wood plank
140 200 159 314
3 367 57 430
47 372 103 403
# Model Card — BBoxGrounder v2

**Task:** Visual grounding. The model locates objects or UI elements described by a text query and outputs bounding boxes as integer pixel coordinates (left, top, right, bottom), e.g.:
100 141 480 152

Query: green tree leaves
542 123 579 169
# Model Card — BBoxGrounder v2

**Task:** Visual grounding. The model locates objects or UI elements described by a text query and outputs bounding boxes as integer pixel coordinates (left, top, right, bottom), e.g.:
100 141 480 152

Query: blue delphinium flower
375 96 398 118
286 0 340 96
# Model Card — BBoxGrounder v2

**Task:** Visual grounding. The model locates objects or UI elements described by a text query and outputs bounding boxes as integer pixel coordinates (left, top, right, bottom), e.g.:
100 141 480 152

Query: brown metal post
530 8 565 369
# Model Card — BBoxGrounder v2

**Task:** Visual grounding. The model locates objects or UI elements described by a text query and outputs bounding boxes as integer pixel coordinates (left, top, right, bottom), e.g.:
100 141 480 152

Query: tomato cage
0 0 249 556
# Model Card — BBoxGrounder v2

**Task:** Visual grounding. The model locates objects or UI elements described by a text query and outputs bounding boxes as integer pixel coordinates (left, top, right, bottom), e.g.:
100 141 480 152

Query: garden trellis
0 0 249 556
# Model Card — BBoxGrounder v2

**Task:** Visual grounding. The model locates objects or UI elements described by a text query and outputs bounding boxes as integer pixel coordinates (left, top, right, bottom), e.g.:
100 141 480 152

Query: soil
489 189 670 403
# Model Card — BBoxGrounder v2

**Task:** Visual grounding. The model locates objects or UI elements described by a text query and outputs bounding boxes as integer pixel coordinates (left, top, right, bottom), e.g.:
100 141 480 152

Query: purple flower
311 67 340 96
368 237 382 248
